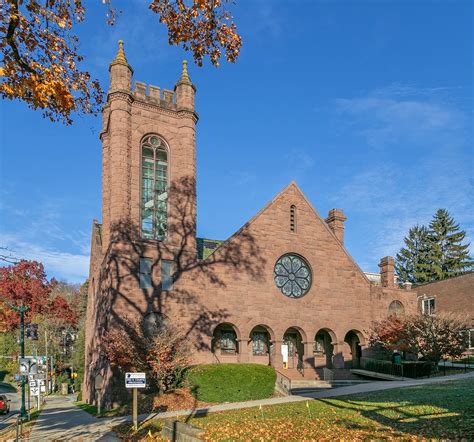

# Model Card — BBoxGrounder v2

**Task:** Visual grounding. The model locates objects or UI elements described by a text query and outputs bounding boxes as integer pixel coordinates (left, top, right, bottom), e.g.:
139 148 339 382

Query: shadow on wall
86 176 266 406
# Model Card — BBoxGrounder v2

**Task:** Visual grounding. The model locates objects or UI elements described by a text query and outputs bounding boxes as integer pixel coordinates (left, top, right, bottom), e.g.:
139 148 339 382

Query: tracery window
141 135 168 240
274 254 312 298
252 332 269 355
220 331 237 354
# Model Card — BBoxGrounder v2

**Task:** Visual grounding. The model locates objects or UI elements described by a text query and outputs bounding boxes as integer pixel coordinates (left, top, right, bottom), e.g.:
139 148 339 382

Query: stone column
238 339 249 363
303 341 315 369
332 343 345 369
271 340 283 369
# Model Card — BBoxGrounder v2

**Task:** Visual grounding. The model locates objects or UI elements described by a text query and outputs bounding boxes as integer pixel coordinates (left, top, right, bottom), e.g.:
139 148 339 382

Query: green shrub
187 363 276 403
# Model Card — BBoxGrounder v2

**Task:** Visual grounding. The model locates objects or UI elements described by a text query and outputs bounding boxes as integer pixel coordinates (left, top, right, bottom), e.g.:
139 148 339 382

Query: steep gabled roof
204 181 370 284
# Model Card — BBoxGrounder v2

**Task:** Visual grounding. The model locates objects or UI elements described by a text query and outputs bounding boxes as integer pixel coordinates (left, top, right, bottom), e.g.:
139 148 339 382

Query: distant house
416 272 474 353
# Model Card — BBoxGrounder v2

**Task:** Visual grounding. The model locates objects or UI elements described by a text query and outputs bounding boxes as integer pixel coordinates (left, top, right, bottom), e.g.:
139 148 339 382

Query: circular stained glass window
274 254 312 298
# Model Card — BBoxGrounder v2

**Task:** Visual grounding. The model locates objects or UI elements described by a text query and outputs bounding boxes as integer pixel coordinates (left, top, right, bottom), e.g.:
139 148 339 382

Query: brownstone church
83 42 417 403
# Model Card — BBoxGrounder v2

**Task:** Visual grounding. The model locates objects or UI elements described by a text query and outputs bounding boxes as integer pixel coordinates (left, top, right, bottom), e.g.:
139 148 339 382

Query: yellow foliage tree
0 0 241 124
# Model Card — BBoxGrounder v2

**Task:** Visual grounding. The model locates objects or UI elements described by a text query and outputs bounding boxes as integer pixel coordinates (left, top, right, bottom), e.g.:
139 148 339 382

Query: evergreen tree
428 209 473 280
395 225 432 284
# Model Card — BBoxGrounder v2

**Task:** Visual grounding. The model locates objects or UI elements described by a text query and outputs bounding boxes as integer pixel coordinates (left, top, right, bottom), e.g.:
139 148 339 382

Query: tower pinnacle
109 40 133 73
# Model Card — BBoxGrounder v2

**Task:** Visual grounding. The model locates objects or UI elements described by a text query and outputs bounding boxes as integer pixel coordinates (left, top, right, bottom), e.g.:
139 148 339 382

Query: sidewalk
109 370 474 425
27 395 120 441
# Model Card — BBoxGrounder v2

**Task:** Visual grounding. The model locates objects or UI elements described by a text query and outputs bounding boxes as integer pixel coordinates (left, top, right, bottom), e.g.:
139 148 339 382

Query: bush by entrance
187 363 276 403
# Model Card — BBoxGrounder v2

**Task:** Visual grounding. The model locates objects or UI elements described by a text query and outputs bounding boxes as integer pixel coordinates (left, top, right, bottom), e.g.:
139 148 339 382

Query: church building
83 42 417 404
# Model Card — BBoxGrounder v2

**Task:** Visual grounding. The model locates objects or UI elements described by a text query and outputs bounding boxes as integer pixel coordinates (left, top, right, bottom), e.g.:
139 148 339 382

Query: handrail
276 371 292 394
323 367 334 381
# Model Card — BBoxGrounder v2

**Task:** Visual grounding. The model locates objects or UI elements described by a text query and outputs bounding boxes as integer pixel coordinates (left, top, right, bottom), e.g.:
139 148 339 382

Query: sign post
125 373 146 431
94 374 104 416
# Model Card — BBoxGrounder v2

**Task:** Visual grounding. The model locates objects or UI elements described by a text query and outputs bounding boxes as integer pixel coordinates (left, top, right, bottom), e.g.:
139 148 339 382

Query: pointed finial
181 60 190 82
110 39 132 72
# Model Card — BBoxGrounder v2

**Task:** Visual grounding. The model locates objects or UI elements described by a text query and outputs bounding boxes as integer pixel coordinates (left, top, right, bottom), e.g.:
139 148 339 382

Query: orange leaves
0 0 103 124
149 0 242 67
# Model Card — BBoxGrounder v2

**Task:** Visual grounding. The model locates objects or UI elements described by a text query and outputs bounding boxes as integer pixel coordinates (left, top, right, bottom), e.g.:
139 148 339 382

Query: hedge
187 363 276 403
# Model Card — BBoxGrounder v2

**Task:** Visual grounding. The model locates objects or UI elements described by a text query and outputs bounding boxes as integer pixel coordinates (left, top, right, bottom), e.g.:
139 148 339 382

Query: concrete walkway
27 395 120 441
109 370 474 425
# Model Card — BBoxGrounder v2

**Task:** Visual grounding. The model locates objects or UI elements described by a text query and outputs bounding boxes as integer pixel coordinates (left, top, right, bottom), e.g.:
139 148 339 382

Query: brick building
83 42 417 403
416 272 474 353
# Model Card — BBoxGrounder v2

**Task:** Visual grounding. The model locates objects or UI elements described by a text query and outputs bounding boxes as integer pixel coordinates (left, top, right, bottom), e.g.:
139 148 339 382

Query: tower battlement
133 81 178 110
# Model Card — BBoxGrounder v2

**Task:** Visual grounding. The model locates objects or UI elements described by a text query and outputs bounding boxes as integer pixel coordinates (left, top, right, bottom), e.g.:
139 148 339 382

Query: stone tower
100 41 198 256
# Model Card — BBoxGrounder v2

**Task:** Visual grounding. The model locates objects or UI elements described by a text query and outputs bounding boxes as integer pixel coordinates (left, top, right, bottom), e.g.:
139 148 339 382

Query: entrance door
283 332 302 369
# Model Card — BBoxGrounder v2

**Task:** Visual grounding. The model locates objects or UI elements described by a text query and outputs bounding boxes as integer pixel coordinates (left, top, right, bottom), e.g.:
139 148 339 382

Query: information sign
30 386 40 396
29 380 37 388
125 372 146 389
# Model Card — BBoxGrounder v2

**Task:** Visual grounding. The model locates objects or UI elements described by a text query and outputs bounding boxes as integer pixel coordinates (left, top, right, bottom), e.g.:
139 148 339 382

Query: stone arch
343 329 365 368
314 327 337 369
211 322 241 356
248 324 275 363
388 300 405 316
282 326 305 369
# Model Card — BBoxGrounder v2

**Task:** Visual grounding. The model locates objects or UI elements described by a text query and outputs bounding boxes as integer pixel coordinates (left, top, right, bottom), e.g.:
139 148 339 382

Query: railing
276 371 292 395
323 367 334 381
360 357 434 378
297 358 305 378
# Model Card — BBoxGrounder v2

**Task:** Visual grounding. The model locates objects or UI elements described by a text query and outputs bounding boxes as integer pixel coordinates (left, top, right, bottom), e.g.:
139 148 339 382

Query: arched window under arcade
141 135 168 240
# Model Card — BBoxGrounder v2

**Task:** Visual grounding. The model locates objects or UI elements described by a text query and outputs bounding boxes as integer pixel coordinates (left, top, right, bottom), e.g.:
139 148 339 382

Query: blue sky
1 0 473 283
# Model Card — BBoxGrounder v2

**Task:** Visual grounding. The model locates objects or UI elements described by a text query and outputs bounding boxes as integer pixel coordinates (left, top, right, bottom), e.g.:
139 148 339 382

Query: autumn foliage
1 0 241 124
150 0 242 66
0 0 103 123
0 260 78 331
103 317 189 392
368 313 469 364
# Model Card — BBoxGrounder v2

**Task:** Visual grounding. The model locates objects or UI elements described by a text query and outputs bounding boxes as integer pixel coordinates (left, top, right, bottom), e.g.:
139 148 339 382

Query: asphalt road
0 389 22 431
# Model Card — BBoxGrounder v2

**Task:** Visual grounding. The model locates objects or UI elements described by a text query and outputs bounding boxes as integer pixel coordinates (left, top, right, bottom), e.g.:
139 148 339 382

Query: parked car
0 395 11 414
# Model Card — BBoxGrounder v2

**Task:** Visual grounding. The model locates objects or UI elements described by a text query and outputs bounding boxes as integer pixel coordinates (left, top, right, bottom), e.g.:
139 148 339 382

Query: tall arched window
141 135 168 240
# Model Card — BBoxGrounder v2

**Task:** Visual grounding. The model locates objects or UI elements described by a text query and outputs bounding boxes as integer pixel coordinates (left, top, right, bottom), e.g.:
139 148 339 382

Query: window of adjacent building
252 332 268 356
469 329 474 350
161 260 174 291
141 135 168 240
139 257 152 288
220 330 237 354
290 205 296 233
422 298 435 315
388 300 405 316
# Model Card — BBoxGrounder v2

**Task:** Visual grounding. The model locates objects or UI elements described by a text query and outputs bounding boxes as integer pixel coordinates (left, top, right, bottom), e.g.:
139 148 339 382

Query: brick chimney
379 256 395 288
326 209 347 244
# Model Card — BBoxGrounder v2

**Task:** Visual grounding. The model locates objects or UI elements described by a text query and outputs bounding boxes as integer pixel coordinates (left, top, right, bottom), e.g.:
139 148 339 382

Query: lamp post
10 302 28 418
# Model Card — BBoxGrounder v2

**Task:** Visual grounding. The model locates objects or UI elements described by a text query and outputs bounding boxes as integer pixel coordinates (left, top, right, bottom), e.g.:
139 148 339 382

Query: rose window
274 254 312 298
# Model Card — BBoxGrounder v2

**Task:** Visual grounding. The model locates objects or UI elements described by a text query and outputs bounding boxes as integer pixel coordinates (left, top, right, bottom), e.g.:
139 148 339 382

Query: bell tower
100 41 198 256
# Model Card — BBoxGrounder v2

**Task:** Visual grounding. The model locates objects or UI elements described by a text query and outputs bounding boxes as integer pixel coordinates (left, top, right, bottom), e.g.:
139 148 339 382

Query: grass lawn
122 377 474 440
187 364 276 403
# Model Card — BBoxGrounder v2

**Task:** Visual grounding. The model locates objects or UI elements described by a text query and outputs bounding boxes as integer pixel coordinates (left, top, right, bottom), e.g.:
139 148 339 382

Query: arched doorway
212 323 240 362
314 328 335 369
249 325 274 365
344 330 363 369
283 327 304 370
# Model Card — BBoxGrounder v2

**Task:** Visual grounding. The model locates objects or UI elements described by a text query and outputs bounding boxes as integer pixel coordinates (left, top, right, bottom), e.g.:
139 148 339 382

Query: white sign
40 385 46 393
29 380 37 388
38 379 46 386
281 344 289 364
125 372 146 389
30 386 40 396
